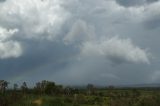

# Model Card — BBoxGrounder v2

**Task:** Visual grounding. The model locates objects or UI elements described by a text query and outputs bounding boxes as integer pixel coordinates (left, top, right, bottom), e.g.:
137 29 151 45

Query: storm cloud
115 0 159 7
0 0 160 86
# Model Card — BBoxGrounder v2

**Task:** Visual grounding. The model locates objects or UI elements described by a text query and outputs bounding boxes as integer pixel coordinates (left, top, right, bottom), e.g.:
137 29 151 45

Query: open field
1 81 160 106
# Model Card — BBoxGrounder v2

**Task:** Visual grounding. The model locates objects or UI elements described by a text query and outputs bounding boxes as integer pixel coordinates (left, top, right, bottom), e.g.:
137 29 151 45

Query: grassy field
1 88 160 106
1 80 160 106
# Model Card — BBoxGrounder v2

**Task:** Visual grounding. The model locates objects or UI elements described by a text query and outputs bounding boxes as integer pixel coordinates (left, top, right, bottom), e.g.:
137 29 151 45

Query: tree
0 80 8 94
34 82 42 94
34 80 60 95
41 80 48 94
21 82 28 94
87 84 94 95
14 83 18 91
64 86 73 95
45 81 56 95
55 85 63 95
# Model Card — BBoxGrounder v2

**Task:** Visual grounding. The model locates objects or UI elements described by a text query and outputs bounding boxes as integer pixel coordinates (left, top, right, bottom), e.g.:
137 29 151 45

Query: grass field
1 88 160 106
1 80 160 106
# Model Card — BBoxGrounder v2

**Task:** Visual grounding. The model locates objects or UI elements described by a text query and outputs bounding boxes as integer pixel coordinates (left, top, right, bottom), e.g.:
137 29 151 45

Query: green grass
10 94 108 106
2 89 160 106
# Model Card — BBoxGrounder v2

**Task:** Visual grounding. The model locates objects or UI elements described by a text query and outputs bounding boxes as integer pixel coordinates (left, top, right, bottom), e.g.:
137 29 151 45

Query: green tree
0 80 8 94
21 82 28 94
14 83 18 91
87 84 94 95
45 81 56 95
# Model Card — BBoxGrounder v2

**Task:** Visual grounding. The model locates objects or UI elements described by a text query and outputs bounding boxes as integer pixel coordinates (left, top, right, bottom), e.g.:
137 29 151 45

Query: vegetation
1 80 160 106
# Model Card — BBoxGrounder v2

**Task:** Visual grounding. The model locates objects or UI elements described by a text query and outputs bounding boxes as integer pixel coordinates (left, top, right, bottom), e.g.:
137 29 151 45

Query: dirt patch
32 98 43 106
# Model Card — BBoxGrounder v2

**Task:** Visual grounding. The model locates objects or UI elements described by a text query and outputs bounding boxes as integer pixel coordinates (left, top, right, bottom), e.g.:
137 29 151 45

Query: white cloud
80 36 150 64
0 27 18 41
0 0 70 40
63 20 95 44
0 27 22 59
0 41 22 59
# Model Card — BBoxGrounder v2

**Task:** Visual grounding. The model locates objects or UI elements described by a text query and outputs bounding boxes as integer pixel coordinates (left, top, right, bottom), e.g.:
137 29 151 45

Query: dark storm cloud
115 0 159 7
144 15 160 29
0 0 6 2
146 0 159 3
0 39 78 81
1 0 160 86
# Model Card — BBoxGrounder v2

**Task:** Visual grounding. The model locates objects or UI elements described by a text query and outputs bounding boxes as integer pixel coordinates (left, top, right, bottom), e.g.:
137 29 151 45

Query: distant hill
115 83 160 88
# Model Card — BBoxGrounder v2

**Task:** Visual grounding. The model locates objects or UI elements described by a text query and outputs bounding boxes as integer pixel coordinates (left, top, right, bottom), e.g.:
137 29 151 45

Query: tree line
0 80 96 96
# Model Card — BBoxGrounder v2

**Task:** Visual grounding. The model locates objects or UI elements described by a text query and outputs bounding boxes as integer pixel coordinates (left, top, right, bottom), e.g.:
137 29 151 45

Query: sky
0 0 160 86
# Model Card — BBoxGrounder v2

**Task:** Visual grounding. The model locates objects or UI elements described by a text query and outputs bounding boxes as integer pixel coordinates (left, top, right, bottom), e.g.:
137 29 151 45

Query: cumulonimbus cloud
0 0 70 40
0 0 157 85
115 0 159 7
80 36 150 64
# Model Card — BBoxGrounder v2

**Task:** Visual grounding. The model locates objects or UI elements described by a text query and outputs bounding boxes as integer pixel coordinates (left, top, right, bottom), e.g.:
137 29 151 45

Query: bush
42 97 67 106
136 96 158 106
